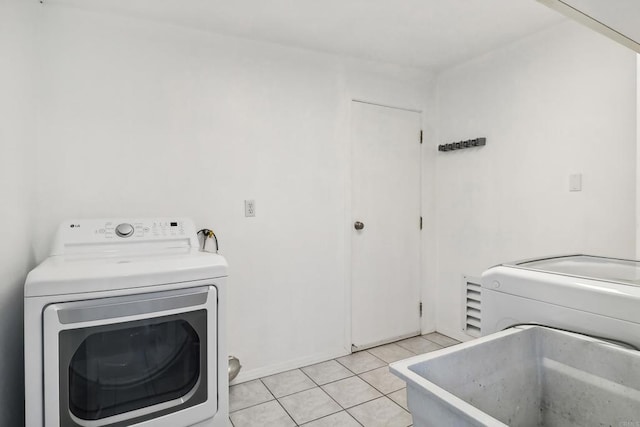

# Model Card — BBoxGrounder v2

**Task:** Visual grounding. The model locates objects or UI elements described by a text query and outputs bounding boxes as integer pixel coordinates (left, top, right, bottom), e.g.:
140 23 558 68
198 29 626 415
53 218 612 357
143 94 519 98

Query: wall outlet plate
245 200 256 217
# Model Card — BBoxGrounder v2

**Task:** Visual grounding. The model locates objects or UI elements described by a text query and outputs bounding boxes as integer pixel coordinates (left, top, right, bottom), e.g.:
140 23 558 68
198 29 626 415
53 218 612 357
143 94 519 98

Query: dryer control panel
51 218 200 255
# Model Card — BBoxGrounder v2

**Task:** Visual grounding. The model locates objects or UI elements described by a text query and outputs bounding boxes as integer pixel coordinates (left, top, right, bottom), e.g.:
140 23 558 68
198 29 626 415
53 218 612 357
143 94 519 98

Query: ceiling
47 0 566 70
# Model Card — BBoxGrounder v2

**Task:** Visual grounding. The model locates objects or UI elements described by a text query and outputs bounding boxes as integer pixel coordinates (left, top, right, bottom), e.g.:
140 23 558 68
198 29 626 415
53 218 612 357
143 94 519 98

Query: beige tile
230 400 295 427
367 343 415 363
348 396 413 427
336 351 386 374
302 360 353 385
387 388 408 410
422 332 460 347
261 369 316 398
396 336 443 355
229 379 274 412
359 366 406 394
278 387 342 425
322 376 382 408
301 411 361 427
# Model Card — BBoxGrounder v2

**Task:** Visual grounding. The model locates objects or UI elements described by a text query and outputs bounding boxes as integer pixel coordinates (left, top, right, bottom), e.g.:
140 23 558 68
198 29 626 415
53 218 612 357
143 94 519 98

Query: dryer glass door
64 312 205 421
44 286 216 427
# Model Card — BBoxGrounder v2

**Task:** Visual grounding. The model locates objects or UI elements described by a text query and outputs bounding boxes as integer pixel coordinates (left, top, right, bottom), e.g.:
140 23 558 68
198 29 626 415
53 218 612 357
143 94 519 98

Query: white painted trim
229 349 349 385
343 92 354 355
419 104 437 335
351 330 420 352
418 114 424 333
637 54 640 259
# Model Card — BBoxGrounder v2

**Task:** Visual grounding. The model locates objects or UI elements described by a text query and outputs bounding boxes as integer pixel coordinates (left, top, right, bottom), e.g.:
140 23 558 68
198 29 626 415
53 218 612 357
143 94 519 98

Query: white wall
637 54 640 258
5 6 637 419
33 4 436 382
435 22 637 340
0 0 38 425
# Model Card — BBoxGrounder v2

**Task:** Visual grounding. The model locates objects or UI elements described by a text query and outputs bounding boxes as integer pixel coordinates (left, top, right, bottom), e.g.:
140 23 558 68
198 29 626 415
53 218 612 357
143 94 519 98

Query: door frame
343 98 424 352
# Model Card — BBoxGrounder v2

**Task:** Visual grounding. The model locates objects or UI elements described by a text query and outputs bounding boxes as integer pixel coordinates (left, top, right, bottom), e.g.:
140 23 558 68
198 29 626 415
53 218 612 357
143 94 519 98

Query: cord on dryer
197 228 219 252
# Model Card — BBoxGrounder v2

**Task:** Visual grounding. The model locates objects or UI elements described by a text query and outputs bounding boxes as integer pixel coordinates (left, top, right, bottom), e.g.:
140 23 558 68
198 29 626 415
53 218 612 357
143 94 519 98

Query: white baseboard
230 349 351 385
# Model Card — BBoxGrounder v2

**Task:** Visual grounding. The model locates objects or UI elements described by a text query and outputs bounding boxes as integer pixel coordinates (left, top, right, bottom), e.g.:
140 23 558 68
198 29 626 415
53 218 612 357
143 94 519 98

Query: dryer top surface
25 249 227 297
25 217 227 297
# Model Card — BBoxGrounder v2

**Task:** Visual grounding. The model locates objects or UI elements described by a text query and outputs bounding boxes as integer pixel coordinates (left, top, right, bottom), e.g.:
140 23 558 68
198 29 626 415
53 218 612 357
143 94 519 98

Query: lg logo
69 224 81 228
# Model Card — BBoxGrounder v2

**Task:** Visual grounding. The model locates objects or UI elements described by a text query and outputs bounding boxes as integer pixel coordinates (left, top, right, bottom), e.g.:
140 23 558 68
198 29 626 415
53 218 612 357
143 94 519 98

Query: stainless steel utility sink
390 326 640 426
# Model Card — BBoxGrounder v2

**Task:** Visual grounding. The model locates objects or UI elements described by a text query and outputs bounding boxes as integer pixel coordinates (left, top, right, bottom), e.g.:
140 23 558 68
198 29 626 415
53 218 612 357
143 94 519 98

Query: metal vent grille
462 276 482 337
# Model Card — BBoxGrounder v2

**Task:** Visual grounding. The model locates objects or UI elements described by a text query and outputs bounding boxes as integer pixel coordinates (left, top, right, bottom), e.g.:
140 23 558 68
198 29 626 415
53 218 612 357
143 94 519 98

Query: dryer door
43 284 218 427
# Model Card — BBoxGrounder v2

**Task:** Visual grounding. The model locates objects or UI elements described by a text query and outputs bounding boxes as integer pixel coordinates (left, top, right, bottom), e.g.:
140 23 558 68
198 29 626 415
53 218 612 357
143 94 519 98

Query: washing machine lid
25 218 227 297
482 255 640 325
510 255 640 287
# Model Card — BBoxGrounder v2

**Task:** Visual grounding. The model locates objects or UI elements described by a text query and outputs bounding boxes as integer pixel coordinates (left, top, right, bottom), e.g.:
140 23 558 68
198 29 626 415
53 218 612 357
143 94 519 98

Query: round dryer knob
115 223 134 238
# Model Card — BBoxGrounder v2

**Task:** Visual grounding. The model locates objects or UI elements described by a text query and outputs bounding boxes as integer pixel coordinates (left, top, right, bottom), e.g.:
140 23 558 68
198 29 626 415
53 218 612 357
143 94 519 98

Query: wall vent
462 276 482 337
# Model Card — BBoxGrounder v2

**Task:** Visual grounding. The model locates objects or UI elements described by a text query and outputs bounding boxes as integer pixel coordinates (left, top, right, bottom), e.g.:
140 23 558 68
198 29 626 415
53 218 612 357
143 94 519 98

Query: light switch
569 174 582 192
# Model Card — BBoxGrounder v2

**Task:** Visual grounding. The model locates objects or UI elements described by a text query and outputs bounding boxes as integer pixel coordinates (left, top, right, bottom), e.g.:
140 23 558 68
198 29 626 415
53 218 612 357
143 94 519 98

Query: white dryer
24 218 228 427
481 254 640 349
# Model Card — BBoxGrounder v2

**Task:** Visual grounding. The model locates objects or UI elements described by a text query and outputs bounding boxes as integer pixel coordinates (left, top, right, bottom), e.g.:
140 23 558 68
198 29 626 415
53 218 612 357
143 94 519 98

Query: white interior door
351 101 422 350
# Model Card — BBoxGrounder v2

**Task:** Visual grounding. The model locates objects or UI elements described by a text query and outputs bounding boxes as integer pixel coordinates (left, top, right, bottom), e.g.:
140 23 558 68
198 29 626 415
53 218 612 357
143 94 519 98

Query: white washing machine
24 218 228 427
481 254 640 349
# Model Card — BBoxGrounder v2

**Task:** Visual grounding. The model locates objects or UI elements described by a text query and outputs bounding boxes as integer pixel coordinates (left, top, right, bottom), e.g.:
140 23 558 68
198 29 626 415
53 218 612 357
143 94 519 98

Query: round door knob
354 221 364 230
115 223 134 238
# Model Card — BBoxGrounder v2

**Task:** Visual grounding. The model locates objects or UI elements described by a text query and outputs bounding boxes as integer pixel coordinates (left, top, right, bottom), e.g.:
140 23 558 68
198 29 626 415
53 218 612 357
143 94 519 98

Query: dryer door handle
52 286 210 324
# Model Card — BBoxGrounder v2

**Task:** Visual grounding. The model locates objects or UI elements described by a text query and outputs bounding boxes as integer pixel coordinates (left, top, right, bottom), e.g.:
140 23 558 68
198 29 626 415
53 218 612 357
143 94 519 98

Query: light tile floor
229 332 460 427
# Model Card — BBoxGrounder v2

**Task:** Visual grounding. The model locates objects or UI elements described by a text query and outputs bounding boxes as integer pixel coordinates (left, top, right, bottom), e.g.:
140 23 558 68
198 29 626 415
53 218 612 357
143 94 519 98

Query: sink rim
389 325 640 426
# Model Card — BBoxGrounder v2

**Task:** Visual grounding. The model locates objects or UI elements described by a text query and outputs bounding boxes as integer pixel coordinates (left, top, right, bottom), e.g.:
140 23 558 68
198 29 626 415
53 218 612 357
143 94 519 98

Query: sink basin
390 326 640 426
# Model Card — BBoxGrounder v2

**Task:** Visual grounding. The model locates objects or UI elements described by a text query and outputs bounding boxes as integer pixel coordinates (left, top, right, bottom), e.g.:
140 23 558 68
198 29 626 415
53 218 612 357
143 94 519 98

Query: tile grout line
334 350 389 375
229 379 278 415
421 332 461 347
338 393 387 411
273 374 344 425
299 409 363 427
232 363 359 419
283 359 400 422
357 365 406 396
228 397 276 415
364 349 399 363
273 396 299 426
257 374 306 425
230 334 459 423
299 362 355 388
395 343 420 354
262 376 318 400
313 384 347 423
384 388 413 417
259 377 277 401
299 367 323 387
298 409 365 427
229 368 408 418
358 379 406 397
259 376 285 398
347 395 412 427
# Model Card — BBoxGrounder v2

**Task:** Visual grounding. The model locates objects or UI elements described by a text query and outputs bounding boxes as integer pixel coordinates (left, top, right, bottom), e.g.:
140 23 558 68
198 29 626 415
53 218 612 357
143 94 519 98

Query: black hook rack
438 137 486 152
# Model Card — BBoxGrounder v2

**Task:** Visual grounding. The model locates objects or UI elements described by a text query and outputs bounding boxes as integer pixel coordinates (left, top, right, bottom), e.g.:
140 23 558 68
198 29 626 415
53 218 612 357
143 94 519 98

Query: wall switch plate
569 174 582 192
245 199 256 217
